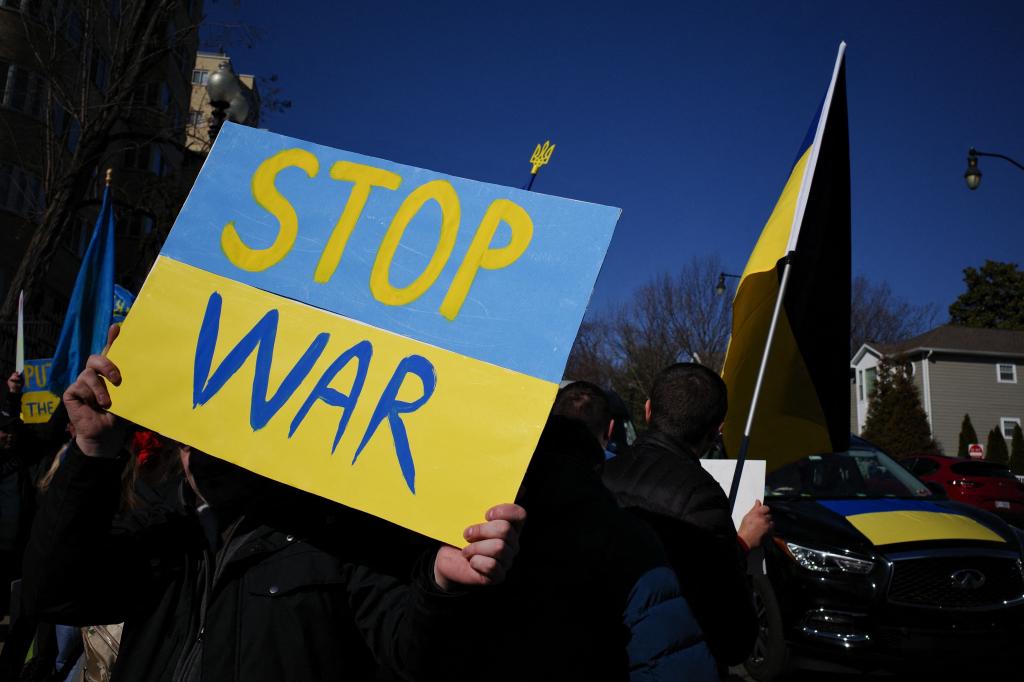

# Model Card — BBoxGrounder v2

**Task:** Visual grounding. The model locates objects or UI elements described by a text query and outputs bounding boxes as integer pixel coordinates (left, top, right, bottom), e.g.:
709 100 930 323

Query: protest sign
700 459 767 530
108 123 620 545
21 358 60 424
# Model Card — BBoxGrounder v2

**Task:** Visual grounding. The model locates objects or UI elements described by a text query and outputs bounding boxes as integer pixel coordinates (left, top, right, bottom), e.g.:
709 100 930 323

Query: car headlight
784 541 875 575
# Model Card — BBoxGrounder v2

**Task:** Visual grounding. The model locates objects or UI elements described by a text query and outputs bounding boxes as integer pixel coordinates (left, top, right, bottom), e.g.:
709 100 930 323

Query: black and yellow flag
721 44 850 472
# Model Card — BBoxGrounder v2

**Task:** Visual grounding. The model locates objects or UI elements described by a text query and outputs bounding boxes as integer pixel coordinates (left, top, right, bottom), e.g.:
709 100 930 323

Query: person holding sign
22 328 526 682
492 381 715 681
603 363 764 672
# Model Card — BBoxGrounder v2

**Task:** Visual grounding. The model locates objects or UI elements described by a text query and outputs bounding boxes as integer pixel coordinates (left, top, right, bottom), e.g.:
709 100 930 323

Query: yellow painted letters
221 149 320 272
370 180 460 307
314 162 403 283
440 199 532 320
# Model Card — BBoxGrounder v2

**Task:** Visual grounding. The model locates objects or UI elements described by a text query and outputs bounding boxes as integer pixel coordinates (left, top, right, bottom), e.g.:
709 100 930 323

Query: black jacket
22 445 465 682
603 430 758 667
487 417 714 681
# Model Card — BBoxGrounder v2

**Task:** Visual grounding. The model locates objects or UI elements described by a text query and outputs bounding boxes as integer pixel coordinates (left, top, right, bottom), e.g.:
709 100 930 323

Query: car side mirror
924 481 947 499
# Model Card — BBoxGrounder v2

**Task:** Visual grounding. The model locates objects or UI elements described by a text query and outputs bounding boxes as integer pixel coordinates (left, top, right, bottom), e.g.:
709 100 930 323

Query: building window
1 62 47 119
124 144 168 176
63 8 83 46
148 145 165 176
52 104 81 153
122 213 154 238
1001 418 1021 439
0 163 45 220
997 363 1017 384
123 145 151 171
62 216 90 257
192 69 209 86
89 52 110 93
133 82 165 108
188 109 203 127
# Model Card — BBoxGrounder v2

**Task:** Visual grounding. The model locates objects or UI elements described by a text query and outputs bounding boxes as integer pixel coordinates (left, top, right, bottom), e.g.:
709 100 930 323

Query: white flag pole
15 290 25 374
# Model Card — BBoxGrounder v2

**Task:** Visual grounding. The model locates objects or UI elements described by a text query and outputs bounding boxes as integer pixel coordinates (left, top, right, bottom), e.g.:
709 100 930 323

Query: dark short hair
648 363 727 447
552 381 612 442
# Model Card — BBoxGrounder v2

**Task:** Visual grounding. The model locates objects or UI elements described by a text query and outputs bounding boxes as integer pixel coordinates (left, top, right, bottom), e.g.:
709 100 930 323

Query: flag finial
105 168 113 186
530 141 556 175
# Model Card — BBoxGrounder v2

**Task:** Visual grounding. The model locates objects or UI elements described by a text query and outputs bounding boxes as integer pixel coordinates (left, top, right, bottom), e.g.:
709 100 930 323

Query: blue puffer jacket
625 566 717 681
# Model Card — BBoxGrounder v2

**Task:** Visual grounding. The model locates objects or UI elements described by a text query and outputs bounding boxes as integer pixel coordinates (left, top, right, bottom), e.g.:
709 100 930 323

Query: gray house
851 326 1024 455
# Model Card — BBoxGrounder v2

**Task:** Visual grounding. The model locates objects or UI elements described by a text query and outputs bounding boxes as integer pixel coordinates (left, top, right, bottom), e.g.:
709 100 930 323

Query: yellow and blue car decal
819 499 1006 546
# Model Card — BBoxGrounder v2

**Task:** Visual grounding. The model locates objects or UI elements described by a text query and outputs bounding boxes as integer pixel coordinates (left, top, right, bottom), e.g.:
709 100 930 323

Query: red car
902 454 1024 527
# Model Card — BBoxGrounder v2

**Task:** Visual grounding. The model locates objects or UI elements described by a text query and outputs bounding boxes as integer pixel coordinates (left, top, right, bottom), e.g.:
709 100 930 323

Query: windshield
766 446 931 499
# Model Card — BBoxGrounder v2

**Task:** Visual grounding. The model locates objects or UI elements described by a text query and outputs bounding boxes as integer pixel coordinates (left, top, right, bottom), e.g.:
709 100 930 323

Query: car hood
771 497 1023 552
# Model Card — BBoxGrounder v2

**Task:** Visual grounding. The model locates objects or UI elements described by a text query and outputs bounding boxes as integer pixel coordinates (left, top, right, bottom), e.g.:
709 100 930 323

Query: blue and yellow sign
21 358 60 424
108 123 620 545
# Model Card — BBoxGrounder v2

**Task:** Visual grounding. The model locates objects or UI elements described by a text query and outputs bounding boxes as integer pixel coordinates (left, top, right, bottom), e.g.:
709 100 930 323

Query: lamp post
964 147 1024 190
715 272 741 296
206 61 249 142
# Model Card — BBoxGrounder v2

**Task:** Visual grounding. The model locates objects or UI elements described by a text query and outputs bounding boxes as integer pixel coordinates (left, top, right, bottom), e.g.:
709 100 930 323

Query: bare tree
850 275 938 353
1 0 201 322
566 255 733 421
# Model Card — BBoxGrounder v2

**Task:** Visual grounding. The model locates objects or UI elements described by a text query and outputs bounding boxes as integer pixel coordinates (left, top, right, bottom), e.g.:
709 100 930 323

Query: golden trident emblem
530 140 556 175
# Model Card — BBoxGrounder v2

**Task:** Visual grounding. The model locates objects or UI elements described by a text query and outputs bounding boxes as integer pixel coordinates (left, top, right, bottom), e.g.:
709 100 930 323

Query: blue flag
48 187 116 395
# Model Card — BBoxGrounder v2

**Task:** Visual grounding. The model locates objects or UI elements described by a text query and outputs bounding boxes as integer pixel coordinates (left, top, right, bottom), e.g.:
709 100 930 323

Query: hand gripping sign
108 123 620 545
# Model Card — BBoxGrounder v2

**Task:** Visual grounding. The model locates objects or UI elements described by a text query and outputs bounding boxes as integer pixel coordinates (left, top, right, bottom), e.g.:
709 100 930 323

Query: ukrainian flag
721 44 851 471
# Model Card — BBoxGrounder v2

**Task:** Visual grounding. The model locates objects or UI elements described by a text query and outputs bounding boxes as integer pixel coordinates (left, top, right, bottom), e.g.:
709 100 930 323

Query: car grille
888 556 1024 608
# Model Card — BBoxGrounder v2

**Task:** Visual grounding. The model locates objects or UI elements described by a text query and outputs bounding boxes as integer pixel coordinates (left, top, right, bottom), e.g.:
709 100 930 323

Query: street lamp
206 61 247 142
964 147 1024 190
715 272 741 296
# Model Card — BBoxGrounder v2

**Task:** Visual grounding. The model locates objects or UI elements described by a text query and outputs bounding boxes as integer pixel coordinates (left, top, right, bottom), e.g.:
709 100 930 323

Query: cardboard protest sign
21 358 60 424
699 459 767 530
108 123 620 545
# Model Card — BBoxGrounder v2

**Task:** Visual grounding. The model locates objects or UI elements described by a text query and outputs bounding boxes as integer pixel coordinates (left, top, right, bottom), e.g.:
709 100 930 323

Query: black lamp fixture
715 272 741 296
964 147 1024 190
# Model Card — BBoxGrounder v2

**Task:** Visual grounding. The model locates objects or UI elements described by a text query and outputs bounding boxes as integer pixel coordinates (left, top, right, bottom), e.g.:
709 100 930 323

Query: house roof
862 325 1024 360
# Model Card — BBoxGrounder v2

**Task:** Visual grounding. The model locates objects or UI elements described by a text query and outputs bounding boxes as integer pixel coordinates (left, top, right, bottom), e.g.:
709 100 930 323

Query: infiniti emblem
949 568 986 590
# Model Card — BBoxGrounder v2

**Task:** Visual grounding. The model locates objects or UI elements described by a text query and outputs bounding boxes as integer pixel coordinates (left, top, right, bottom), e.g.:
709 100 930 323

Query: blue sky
202 0 1024 321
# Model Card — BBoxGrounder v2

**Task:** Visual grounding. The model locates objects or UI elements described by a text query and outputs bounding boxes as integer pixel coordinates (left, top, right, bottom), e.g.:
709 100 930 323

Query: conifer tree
862 356 938 458
957 414 979 458
1009 424 1024 474
985 427 1009 464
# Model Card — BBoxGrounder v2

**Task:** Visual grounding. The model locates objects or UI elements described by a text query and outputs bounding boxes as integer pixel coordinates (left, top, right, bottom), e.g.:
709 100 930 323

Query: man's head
552 381 613 448
646 363 727 452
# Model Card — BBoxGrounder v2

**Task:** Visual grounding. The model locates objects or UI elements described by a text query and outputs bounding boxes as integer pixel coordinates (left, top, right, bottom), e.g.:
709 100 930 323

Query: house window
192 69 209 86
1001 418 1021 439
863 367 877 399
997 363 1017 384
